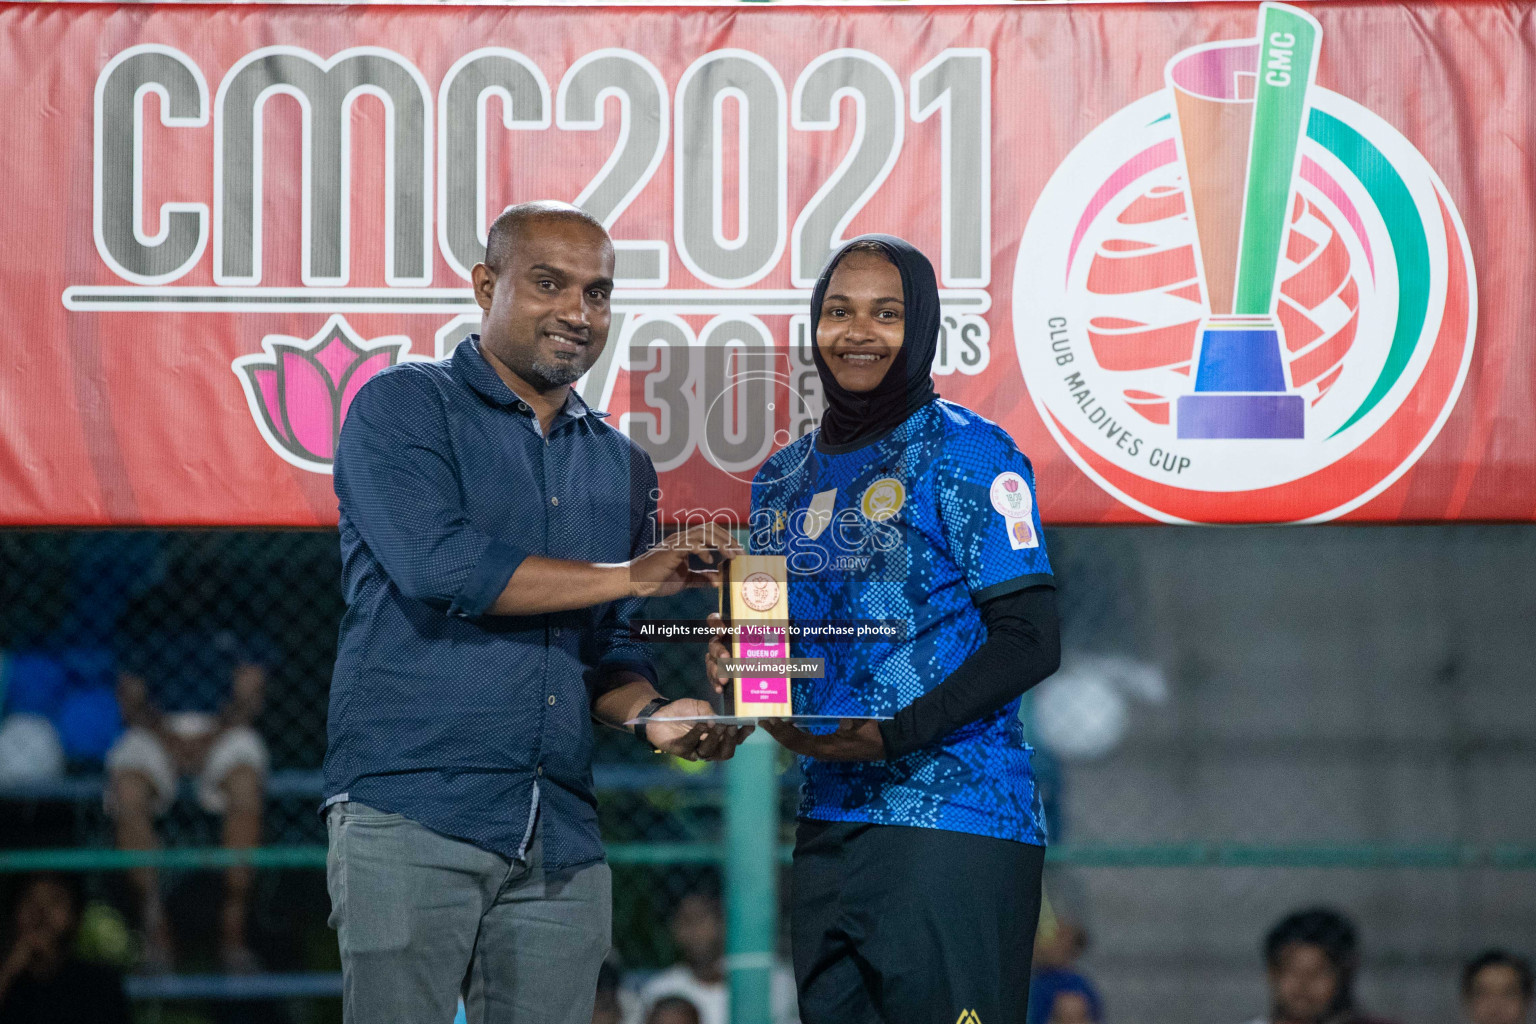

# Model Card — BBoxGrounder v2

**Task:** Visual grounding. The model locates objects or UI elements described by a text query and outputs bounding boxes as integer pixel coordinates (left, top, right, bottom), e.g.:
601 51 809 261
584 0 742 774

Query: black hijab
809 234 941 453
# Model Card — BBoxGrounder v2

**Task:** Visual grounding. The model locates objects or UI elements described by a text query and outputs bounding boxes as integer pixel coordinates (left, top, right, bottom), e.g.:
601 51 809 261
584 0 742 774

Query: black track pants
791 819 1045 1024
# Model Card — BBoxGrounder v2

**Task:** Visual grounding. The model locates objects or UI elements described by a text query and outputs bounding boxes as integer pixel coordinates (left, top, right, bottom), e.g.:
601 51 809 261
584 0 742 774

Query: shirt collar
559 387 608 421
452 335 610 420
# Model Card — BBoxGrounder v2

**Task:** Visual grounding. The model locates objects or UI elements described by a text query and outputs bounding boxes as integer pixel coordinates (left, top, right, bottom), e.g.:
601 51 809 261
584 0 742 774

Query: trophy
1170 2 1321 439
720 555 795 718
625 553 892 727
707 554 891 725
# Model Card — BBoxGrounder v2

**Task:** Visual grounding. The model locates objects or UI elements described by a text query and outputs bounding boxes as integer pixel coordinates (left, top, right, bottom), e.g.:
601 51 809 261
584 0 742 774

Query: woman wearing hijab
705 235 1062 1024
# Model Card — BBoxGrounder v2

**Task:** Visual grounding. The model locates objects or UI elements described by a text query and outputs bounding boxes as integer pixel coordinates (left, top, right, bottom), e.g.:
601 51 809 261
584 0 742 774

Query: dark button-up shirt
322 338 658 867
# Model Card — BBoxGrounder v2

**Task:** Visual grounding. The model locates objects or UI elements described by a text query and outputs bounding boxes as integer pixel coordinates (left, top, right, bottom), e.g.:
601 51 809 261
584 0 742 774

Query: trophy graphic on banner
1170 2 1321 439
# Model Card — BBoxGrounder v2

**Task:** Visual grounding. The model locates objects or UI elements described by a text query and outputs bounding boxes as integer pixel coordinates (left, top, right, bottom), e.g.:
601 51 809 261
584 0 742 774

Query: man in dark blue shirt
323 201 746 1024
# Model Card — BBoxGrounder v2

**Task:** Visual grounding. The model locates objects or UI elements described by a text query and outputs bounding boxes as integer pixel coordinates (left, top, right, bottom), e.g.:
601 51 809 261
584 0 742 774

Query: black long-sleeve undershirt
876 584 1061 760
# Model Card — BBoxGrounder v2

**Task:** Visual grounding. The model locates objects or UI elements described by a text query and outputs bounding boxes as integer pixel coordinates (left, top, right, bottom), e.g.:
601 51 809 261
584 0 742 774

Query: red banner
2 1 1531 525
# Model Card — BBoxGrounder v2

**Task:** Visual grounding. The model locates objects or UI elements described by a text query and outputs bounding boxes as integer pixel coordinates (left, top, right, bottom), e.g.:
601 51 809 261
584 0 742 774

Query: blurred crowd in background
3 866 1532 1024
0 526 1532 1024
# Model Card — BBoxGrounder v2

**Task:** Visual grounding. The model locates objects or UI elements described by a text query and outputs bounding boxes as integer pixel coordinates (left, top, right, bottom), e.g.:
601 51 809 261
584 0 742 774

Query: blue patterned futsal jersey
749 399 1054 845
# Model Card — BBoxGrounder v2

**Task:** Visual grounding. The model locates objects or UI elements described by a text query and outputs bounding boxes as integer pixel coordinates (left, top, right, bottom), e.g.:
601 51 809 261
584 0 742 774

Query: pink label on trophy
739 627 789 703
741 676 790 703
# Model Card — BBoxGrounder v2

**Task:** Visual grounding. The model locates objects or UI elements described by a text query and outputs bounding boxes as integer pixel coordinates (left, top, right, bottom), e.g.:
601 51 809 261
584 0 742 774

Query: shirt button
517 401 530 413
548 694 557 706
551 496 559 506
536 765 544 776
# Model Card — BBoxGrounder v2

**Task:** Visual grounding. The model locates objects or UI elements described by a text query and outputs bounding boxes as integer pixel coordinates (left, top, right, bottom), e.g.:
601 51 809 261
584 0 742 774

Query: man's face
670 895 724 970
1466 965 1531 1024
1270 943 1343 1024
473 217 615 392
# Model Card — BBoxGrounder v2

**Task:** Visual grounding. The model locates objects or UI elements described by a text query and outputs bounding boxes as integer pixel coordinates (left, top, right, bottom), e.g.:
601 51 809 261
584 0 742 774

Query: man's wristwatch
632 697 671 750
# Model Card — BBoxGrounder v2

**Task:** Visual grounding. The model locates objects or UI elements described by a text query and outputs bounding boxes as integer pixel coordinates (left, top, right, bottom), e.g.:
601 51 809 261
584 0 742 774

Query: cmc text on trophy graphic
1170 2 1322 439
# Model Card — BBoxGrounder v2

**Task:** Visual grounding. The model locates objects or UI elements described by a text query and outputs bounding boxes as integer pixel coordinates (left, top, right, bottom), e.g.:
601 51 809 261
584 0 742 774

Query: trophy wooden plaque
720 554 794 719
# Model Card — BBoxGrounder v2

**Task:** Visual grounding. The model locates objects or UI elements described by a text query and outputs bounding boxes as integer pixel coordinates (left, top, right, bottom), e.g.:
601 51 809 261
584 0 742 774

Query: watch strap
632 697 671 748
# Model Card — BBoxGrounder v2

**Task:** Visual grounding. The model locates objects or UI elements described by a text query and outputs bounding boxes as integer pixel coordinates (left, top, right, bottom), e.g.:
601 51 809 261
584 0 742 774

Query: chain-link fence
1037 525 1536 1024
1 525 1533 1024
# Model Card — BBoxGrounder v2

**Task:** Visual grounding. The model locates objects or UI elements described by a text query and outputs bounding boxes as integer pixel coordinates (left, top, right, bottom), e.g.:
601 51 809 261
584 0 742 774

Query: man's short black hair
483 201 607 271
1264 907 1359 971
1462 949 1534 1000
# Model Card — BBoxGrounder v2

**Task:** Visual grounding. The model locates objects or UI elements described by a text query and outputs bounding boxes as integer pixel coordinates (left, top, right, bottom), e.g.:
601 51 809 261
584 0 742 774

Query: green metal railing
5 842 1535 873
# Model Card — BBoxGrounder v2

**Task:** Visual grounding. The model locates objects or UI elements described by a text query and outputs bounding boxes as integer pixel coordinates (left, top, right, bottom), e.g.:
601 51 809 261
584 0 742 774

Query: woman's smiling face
816 250 906 393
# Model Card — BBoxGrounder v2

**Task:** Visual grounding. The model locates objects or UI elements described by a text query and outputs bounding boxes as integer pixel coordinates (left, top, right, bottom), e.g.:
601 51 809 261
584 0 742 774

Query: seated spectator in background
106 570 273 972
1463 950 1533 1024
1031 971 1102 1024
0 873 131 1024
639 893 799 1024
1029 910 1102 1024
594 954 640 1024
646 996 703 1024
1244 908 1398 1024
1034 910 1089 970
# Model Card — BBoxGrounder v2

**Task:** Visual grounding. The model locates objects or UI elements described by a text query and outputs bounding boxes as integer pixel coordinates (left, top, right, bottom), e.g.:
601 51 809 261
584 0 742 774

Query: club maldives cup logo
1014 3 1476 523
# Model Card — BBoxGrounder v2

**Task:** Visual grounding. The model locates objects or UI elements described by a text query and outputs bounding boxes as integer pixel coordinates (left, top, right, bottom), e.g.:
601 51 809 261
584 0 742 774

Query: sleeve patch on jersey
990 471 1038 549
1006 516 1039 550
989 471 1033 519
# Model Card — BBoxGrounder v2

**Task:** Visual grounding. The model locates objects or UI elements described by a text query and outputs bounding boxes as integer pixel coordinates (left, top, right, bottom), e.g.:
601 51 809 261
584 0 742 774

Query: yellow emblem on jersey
860 477 905 522
956 1011 983 1024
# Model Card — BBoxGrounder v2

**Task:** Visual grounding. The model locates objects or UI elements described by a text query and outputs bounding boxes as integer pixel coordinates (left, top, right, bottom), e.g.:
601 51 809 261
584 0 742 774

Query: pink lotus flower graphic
232 315 424 473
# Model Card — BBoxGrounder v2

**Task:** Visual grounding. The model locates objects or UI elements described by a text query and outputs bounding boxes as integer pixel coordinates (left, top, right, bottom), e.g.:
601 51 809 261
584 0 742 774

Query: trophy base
1176 392 1305 439
624 714 892 727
